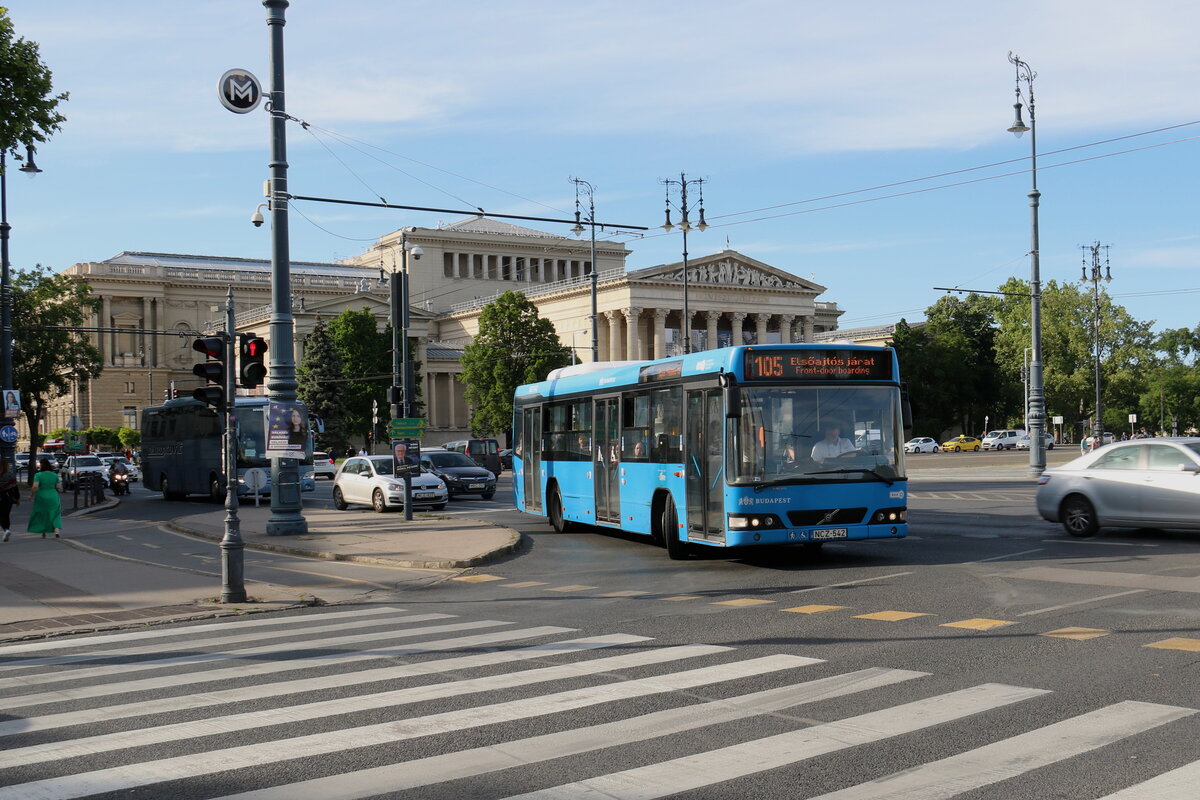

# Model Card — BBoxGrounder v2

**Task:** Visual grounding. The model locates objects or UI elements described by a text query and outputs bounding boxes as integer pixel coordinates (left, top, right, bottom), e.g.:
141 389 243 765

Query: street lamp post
1082 242 1112 447
570 178 598 362
661 173 707 355
1 145 42 471
387 229 422 522
1006 53 1046 477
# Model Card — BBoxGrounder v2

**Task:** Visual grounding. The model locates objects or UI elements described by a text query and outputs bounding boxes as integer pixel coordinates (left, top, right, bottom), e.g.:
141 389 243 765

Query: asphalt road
2 454 1197 799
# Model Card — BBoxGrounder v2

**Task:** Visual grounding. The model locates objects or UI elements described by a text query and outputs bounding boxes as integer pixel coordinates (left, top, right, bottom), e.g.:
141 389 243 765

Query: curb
67 497 121 518
164 518 524 570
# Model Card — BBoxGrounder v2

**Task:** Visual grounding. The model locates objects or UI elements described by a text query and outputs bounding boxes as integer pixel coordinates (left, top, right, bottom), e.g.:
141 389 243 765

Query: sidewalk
0 497 521 642
166 505 522 570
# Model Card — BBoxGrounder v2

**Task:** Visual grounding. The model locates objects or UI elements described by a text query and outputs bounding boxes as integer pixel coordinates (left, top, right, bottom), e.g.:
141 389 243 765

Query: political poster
2 389 20 419
265 401 309 458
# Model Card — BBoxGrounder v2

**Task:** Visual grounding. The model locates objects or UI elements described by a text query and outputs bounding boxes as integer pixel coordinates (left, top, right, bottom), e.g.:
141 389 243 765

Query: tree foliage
0 7 68 158
325 309 390 445
459 291 570 438
12 267 103 480
117 427 141 450
298 318 350 452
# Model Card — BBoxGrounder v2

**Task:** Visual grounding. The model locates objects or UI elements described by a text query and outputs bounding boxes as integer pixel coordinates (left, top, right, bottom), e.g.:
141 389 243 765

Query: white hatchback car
333 455 447 513
904 437 940 454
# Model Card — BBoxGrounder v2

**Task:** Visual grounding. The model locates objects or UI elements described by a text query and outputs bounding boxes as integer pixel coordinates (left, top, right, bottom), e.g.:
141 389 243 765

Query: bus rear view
513 344 910 559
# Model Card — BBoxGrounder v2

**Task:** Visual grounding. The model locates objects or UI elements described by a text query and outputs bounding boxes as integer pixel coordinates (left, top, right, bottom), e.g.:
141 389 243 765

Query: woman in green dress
27 458 62 538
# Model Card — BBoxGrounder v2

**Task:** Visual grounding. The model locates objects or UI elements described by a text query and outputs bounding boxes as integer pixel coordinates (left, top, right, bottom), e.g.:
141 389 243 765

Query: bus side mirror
719 373 741 419
900 382 913 431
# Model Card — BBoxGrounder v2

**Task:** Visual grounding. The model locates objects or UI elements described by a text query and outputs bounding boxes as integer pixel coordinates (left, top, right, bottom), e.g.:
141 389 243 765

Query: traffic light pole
263 0 306 535
220 287 246 602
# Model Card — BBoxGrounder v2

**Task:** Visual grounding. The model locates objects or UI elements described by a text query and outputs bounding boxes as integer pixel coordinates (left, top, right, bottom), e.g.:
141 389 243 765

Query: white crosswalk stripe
0 606 1196 800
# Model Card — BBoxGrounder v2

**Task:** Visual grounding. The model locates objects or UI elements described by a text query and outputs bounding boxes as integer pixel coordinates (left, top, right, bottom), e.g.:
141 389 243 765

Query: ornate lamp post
1006 53 1046 476
1081 242 1112 447
1 145 43 470
661 173 707 354
571 178 598 362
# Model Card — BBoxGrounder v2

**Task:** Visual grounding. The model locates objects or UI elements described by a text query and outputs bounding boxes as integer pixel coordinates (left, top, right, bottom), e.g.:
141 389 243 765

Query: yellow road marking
452 574 506 583
1145 637 1200 652
662 595 702 602
712 598 776 607
782 604 848 614
1042 627 1111 641
546 585 598 592
854 610 932 622
599 590 651 597
941 618 1015 631
501 581 548 588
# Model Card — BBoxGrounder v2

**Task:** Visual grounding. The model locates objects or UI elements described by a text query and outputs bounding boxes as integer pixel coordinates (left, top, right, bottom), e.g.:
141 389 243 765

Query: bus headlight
727 513 784 530
871 507 907 524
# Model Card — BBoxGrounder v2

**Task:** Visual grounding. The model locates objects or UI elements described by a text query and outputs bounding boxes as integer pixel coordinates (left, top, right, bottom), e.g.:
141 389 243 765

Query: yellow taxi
941 435 983 452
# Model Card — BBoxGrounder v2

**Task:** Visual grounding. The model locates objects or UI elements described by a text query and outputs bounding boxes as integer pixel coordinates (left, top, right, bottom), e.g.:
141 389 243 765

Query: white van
982 429 1024 451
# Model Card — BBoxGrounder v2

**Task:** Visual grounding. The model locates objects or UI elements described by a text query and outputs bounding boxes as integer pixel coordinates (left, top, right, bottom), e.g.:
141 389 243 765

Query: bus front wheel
208 476 223 503
547 485 575 533
161 476 183 501
662 497 689 560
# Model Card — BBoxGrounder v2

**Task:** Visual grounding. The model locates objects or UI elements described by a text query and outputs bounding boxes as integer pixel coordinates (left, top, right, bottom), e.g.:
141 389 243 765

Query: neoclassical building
33 217 843 445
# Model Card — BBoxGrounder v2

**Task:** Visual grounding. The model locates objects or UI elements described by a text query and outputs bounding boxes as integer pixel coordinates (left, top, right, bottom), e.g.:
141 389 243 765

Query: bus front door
522 407 542 513
686 389 726 543
594 397 620 524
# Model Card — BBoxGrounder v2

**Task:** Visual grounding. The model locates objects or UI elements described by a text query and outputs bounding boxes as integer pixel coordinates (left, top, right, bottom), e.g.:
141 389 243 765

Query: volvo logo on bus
218 68 263 114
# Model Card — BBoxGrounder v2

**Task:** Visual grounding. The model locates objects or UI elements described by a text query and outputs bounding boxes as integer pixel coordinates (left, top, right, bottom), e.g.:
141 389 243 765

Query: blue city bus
141 396 315 501
513 344 911 559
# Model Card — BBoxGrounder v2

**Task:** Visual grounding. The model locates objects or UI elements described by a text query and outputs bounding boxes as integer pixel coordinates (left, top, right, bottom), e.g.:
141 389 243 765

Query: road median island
167 506 522 570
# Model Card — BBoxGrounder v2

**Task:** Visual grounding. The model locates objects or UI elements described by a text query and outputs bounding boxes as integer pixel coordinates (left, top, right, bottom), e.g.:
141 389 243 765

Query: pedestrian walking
0 460 19 541
27 458 62 539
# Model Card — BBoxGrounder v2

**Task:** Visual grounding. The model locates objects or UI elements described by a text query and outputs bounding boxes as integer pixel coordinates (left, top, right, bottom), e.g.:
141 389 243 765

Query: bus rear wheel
662 496 689 560
161 476 183 501
209 476 223 503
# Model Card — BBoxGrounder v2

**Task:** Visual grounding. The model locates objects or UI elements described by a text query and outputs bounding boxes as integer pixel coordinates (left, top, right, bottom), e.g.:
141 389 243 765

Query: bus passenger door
522 407 542 513
686 389 726 542
594 397 620 523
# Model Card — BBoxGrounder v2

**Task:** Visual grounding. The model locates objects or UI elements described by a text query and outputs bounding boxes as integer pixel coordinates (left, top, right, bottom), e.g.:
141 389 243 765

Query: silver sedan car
1036 437 1200 537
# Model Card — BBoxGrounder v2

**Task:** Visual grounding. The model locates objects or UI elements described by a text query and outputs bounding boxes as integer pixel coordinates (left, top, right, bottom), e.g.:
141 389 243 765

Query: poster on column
265 401 309 458
2 389 20 418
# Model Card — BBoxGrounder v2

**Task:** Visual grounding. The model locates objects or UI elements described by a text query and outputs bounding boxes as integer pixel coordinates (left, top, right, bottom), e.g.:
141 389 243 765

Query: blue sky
5 0 1198 333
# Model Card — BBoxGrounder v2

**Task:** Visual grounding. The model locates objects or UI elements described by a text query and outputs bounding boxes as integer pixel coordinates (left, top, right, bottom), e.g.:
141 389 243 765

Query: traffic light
192 336 227 409
239 334 268 389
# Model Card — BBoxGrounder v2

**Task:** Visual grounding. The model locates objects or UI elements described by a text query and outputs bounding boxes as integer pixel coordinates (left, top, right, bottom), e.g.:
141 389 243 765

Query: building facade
32 217 843 446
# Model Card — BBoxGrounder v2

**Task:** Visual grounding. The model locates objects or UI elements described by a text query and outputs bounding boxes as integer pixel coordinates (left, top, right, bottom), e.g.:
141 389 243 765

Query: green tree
12 267 103 481
325 308 389 446
459 291 570 439
0 7 68 159
298 318 350 453
117 427 141 451
82 426 118 448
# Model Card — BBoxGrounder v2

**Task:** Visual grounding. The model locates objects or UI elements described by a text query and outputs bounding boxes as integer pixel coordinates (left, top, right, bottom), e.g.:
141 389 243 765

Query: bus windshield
235 405 270 468
730 385 905 484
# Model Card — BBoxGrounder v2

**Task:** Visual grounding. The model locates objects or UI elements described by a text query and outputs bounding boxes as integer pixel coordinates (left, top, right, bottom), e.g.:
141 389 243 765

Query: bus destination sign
743 349 892 381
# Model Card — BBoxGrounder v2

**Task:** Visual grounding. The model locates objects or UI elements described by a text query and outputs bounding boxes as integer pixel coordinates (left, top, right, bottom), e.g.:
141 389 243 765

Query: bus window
621 393 650 462
651 387 682 463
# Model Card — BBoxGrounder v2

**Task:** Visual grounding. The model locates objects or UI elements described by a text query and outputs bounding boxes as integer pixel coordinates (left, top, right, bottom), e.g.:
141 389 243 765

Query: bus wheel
662 497 689 560
547 485 574 533
161 476 182 501
208 476 223 503
372 489 389 513
332 486 348 510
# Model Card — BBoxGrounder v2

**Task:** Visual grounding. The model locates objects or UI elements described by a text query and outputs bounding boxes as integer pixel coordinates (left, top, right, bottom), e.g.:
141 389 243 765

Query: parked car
14 452 30 475
941 435 982 452
100 456 140 483
904 437 940 454
442 438 503 475
1015 432 1055 451
1036 437 1200 537
420 449 496 499
61 455 108 488
332 455 447 512
983 430 1024 451
312 451 337 479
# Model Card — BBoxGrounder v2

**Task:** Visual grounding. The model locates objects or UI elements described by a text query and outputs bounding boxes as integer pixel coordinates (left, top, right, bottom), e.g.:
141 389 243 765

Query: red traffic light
239 335 268 389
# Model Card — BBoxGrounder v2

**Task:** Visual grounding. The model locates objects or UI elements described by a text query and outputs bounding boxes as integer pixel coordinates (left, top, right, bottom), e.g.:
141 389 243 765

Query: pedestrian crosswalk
0 606 1195 799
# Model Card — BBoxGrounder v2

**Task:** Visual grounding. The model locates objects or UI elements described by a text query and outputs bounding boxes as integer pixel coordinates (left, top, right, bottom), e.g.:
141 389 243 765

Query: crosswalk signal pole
220 287 247 603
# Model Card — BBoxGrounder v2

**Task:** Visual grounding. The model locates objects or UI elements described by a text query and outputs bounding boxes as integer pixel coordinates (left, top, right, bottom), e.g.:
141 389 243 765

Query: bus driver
810 424 857 464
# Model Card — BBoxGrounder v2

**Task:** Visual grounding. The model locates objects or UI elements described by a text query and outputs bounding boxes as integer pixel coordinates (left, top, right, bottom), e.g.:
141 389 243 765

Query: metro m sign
218 68 263 114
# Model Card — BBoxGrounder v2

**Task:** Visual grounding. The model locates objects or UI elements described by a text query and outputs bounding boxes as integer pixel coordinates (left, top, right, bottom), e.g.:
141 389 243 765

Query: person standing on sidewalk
27 458 62 539
0 460 19 541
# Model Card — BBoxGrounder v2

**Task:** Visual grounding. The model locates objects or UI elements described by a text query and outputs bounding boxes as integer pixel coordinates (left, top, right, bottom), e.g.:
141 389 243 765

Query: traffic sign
0 426 17 444
387 417 426 437
217 68 262 114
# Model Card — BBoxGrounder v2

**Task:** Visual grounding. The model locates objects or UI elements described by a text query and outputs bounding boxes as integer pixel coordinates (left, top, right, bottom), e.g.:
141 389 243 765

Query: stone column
754 313 770 345
141 297 152 365
705 311 721 351
623 307 642 360
653 308 669 359
730 312 747 347
605 310 621 362
150 298 161 366
778 314 795 344
802 314 815 342
101 295 112 365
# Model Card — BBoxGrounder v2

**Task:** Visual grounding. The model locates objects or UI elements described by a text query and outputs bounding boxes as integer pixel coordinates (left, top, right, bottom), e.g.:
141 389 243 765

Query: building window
124 382 136 394
123 406 137 429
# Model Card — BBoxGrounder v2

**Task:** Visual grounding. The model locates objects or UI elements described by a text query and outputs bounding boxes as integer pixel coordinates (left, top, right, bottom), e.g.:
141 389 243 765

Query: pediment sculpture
659 258 805 289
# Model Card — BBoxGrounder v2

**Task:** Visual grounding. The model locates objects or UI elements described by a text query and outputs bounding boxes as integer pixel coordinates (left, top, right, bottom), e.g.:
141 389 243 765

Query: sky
4 0 1198 334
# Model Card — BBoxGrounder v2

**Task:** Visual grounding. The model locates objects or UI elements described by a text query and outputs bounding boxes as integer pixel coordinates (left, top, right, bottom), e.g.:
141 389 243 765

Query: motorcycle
110 472 130 496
